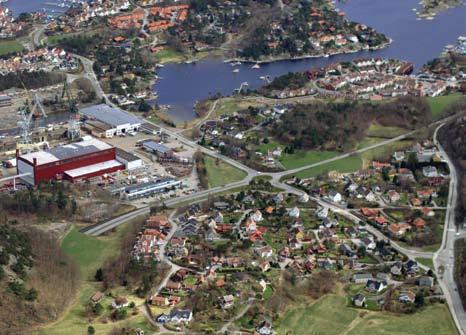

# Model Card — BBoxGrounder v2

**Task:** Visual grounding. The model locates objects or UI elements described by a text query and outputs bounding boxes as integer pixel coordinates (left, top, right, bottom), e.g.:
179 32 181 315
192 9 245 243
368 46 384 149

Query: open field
155 49 186 63
417 257 434 269
366 123 407 138
36 224 155 335
276 293 457 335
204 155 247 188
360 139 414 168
428 94 464 119
279 150 339 170
291 154 363 179
0 40 24 55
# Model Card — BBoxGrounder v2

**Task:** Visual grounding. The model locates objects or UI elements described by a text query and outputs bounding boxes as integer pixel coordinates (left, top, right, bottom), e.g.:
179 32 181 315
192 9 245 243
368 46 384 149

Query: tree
87 325 95 335
415 292 425 307
94 268 104 282
357 246 367 257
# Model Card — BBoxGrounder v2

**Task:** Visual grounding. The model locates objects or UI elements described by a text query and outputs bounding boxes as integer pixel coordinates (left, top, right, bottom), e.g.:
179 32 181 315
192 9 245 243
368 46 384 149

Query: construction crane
17 82 47 152
61 80 81 140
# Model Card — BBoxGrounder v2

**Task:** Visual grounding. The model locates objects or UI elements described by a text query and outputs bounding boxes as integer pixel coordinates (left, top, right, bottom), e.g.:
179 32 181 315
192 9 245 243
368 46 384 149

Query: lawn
428 94 464 120
0 40 24 56
277 295 359 335
155 48 185 63
279 150 339 170
37 224 156 335
204 155 247 188
346 304 458 335
416 257 434 269
366 123 407 138
360 139 413 168
291 154 362 179
276 293 457 335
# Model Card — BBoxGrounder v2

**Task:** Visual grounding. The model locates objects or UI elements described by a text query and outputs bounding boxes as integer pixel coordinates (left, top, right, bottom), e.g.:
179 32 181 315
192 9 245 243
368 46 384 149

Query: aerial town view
0 0 465 334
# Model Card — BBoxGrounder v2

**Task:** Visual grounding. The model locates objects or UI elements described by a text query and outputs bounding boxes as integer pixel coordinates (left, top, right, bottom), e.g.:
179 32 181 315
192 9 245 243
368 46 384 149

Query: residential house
411 217 426 230
418 276 434 288
387 190 401 203
399 291 416 303
288 207 300 218
169 309 193 323
220 295 234 309
90 291 103 304
112 296 129 309
353 273 373 284
352 294 366 307
388 223 411 237
361 237 376 251
365 279 387 293
251 210 263 222
391 262 403 276
256 246 273 258
150 295 169 307
422 166 438 178
256 320 272 335
328 190 342 203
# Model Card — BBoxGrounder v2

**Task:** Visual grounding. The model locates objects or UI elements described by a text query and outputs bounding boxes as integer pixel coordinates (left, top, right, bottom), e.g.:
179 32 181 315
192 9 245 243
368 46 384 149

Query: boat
155 63 164 68
323 54 330 58
232 68 240 73
231 61 242 66
251 63 260 69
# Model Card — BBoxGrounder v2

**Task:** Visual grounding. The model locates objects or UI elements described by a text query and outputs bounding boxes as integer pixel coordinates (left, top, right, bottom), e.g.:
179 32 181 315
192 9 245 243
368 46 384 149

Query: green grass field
428 94 464 120
279 150 339 170
416 257 434 269
366 123 407 138
204 155 247 188
277 295 359 335
37 225 156 335
155 49 185 63
291 154 362 179
277 293 457 335
0 40 24 56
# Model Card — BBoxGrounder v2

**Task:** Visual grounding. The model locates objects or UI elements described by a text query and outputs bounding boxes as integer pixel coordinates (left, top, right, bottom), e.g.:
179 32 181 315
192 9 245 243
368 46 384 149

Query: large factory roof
20 138 113 165
80 104 142 128
64 159 122 178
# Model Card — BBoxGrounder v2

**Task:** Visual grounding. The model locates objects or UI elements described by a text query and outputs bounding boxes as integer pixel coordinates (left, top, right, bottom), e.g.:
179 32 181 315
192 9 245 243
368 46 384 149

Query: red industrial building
17 138 124 186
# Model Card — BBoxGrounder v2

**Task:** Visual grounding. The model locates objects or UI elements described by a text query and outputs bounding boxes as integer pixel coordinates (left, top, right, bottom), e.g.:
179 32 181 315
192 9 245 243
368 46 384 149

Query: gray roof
116 148 141 163
80 104 141 128
142 140 172 154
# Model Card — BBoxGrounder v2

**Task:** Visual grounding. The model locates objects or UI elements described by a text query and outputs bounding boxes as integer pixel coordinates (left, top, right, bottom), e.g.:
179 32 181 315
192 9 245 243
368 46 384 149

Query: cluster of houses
201 104 292 168
351 259 436 309
312 58 436 99
293 140 448 247
48 0 131 33
0 47 78 74
416 37 466 93
107 4 188 33
261 6 387 59
0 6 29 38
132 215 171 261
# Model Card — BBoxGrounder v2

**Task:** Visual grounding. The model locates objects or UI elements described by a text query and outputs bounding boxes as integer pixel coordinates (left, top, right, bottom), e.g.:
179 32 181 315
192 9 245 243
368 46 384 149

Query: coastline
209 40 391 65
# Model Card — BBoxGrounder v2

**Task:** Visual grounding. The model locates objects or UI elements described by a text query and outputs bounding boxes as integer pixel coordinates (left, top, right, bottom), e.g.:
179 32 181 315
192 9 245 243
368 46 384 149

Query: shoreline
222 39 392 65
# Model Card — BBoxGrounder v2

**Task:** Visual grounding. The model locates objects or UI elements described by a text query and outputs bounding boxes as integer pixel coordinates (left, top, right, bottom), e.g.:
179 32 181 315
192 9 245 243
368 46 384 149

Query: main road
433 122 465 335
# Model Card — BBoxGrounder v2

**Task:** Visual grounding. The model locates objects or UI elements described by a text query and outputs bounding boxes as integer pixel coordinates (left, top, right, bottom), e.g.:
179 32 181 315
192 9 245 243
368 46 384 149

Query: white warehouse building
80 104 142 137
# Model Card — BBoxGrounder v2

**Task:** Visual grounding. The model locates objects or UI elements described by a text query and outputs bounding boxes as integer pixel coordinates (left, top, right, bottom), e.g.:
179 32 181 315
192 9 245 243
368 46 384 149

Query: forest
269 96 432 151
0 223 79 333
0 70 66 91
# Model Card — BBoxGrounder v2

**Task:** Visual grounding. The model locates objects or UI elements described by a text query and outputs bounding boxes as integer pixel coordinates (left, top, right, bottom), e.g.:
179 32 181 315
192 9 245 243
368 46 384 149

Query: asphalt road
433 122 465 335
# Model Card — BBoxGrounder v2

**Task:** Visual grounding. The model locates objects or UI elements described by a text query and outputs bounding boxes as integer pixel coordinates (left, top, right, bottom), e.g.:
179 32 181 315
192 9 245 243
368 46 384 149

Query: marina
152 0 466 124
